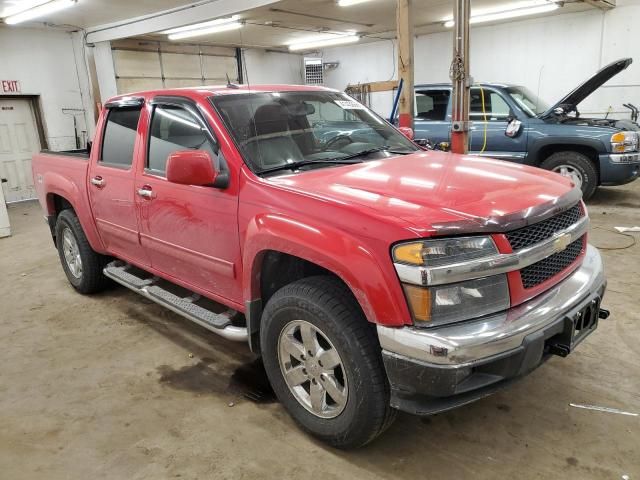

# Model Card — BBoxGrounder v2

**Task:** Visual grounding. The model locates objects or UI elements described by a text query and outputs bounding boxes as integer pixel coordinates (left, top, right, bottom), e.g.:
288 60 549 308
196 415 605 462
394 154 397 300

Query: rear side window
147 105 217 174
100 108 141 166
415 90 450 121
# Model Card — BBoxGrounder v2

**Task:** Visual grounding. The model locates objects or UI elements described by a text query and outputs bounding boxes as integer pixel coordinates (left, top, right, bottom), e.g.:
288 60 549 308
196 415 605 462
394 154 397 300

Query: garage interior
1 0 639 478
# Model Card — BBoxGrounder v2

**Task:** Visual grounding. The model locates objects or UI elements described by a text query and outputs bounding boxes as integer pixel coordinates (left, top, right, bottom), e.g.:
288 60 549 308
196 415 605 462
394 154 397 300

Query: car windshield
210 91 418 175
506 86 550 117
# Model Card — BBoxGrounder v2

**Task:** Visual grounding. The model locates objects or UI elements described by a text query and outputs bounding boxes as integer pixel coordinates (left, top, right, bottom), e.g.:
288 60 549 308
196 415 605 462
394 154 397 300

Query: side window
100 107 141 167
306 100 359 123
470 89 511 121
415 90 450 121
148 104 217 174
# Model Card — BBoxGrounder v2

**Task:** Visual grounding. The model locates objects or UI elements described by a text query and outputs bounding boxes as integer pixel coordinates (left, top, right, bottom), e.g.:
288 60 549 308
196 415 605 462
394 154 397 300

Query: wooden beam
346 80 398 93
396 0 414 129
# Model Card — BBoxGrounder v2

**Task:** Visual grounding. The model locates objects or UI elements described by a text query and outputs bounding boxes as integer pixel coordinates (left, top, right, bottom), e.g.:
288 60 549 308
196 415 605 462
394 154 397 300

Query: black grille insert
506 205 583 251
520 237 584 289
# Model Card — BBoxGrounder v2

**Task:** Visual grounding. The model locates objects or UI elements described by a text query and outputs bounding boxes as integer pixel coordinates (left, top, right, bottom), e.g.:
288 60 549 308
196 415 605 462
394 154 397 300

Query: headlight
611 131 639 153
393 237 510 327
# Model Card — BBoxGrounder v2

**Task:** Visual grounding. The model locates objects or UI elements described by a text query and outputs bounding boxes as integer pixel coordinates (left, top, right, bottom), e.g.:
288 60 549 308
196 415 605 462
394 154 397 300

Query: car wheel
260 276 396 449
541 151 598 200
55 209 111 294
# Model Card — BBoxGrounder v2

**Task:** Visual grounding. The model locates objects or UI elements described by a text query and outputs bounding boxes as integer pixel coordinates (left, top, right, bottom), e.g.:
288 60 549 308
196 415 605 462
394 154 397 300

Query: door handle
137 186 155 199
90 176 104 187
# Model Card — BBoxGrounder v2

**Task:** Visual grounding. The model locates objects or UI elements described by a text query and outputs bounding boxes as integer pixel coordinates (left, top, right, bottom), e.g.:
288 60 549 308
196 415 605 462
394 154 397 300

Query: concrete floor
0 184 638 480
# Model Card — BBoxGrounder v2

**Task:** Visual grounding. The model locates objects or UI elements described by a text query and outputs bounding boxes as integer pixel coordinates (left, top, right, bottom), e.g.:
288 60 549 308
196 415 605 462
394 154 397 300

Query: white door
0 98 41 202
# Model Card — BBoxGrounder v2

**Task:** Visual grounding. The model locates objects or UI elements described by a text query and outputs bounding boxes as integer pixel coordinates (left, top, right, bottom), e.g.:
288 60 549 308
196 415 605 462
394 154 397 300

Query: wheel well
247 251 358 353
49 194 74 217
537 144 600 174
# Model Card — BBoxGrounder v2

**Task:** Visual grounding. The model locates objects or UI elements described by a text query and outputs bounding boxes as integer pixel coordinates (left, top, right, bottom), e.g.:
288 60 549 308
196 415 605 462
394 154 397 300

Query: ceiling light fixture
337 0 374 6
162 15 240 35
288 34 359 51
3 0 77 25
167 21 243 41
444 1 560 28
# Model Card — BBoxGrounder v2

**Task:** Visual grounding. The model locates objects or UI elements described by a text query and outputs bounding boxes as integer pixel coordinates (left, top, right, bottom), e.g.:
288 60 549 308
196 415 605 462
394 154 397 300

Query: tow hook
547 344 570 357
598 308 610 319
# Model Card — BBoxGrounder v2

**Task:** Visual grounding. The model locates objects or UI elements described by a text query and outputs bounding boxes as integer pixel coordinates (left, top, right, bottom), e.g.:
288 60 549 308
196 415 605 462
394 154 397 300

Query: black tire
541 151 598 200
55 209 111 294
260 276 396 449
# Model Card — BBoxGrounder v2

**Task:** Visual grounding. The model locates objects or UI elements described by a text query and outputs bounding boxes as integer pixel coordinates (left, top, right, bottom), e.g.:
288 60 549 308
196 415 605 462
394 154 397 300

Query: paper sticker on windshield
335 100 365 110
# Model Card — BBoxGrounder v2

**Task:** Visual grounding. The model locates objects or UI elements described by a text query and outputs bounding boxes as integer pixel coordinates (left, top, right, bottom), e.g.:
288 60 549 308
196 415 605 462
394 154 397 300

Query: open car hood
540 58 632 119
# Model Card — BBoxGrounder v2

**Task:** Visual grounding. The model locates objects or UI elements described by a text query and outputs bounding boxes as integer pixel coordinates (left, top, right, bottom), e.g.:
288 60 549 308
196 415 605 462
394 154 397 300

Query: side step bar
103 261 248 342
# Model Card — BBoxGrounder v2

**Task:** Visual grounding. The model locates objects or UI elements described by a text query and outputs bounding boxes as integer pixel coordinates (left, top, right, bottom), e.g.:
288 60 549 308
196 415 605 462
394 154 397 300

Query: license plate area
545 297 601 357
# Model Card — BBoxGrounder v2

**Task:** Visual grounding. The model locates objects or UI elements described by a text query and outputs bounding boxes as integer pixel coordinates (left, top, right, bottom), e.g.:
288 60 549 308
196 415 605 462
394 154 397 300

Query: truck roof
106 84 339 105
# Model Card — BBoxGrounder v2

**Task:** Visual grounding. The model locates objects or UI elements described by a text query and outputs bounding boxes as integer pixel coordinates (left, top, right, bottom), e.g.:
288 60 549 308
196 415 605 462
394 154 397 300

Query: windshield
210 91 418 174
506 86 549 117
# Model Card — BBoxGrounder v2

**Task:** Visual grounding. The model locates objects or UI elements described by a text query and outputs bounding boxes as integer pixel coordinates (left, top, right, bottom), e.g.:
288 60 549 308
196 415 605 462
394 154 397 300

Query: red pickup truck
33 85 608 448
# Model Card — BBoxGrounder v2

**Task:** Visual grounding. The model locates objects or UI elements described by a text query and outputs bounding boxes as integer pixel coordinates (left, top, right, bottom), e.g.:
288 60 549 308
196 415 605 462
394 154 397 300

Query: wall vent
304 57 324 85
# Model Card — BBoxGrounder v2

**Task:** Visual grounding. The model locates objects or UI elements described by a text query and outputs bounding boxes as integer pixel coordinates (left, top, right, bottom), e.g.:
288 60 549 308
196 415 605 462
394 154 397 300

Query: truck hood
540 58 632 119
266 151 577 236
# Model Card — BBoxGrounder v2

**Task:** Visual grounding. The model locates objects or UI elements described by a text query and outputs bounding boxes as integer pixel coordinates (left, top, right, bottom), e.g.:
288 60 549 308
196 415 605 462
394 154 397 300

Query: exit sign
2 80 21 93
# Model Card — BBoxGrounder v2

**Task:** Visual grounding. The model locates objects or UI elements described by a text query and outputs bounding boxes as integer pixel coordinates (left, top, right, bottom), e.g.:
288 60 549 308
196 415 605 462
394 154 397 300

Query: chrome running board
103 261 247 342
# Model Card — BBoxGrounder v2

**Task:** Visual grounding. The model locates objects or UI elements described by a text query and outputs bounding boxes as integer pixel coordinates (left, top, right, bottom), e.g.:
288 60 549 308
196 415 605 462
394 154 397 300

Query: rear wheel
541 151 598 200
55 209 111 294
260 276 396 449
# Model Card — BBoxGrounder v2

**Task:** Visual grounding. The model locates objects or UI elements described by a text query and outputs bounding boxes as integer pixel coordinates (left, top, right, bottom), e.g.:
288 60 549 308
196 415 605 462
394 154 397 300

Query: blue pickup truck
414 58 639 199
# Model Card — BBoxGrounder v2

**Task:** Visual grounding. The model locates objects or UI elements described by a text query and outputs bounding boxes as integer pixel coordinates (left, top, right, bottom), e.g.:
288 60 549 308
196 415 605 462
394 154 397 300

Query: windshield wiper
324 145 413 163
258 158 364 175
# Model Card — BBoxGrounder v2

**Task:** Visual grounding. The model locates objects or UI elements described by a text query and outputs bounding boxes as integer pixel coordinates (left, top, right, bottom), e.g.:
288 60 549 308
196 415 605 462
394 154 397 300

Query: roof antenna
226 73 239 89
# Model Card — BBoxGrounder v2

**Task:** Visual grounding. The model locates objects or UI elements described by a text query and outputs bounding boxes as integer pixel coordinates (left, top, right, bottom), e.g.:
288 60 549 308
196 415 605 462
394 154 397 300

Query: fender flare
527 136 606 166
242 212 411 328
43 171 106 253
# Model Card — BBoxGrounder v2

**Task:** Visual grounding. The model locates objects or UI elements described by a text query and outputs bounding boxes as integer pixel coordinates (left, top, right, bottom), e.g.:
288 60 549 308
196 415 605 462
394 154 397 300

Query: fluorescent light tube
167 22 242 41
162 15 240 35
444 2 559 27
4 0 76 24
338 0 373 6
288 35 359 51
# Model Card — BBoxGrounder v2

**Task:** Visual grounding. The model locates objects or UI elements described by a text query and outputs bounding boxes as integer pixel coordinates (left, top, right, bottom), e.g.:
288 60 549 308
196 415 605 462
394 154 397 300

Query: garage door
0 98 41 203
111 39 240 94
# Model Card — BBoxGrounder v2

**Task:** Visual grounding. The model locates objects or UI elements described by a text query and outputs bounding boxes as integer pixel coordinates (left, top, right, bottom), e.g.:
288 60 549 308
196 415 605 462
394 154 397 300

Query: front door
88 105 149 265
0 98 41 202
136 99 241 303
468 87 528 161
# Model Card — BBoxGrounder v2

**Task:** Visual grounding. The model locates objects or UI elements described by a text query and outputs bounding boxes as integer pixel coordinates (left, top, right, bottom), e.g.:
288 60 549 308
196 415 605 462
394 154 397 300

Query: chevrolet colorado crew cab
414 58 640 199
33 85 608 448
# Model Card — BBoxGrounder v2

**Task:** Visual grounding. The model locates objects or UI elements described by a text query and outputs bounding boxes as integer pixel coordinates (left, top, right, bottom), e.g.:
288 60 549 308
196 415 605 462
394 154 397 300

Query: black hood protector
540 58 632 119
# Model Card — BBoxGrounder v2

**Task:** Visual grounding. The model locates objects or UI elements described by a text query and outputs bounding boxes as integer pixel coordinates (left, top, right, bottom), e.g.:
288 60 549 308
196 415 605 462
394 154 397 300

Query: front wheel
260 276 396 449
541 151 598 200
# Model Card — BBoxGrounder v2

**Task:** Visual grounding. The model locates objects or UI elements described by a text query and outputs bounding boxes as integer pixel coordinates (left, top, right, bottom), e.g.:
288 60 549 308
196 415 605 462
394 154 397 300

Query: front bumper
378 244 606 415
599 153 640 186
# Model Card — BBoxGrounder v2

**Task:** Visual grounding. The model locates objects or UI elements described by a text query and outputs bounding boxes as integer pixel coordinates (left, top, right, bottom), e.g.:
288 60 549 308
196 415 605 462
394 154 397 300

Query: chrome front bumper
378 244 605 367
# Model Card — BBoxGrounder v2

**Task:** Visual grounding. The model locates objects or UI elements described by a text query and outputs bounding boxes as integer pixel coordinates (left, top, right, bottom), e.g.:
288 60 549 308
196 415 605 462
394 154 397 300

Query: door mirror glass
166 150 221 187
505 118 523 138
398 126 414 140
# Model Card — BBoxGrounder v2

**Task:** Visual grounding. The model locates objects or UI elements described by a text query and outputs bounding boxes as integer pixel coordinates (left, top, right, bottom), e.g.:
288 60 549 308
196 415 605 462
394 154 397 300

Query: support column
397 0 414 129
450 0 470 154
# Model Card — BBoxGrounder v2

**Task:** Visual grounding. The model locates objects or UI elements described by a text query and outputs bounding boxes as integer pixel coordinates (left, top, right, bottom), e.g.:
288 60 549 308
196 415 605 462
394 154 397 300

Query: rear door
135 96 241 303
413 88 451 145
88 102 150 265
469 87 527 161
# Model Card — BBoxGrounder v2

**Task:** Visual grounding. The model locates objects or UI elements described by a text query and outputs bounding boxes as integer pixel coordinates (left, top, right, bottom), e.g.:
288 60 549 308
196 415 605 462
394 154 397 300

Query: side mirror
505 118 523 138
166 150 227 188
398 126 414 140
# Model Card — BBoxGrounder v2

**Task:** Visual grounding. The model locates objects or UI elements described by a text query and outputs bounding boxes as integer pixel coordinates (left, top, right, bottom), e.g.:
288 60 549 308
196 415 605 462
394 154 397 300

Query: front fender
42 171 106 253
242 212 411 327
527 131 608 165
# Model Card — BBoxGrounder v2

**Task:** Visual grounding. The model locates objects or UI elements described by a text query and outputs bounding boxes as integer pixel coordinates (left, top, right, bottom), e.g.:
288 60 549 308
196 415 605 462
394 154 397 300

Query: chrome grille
520 236 584 288
506 205 583 251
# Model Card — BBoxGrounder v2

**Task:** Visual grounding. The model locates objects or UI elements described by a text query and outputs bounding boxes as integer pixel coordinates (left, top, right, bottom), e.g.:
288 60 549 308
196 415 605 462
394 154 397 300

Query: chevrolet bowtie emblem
554 233 572 252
